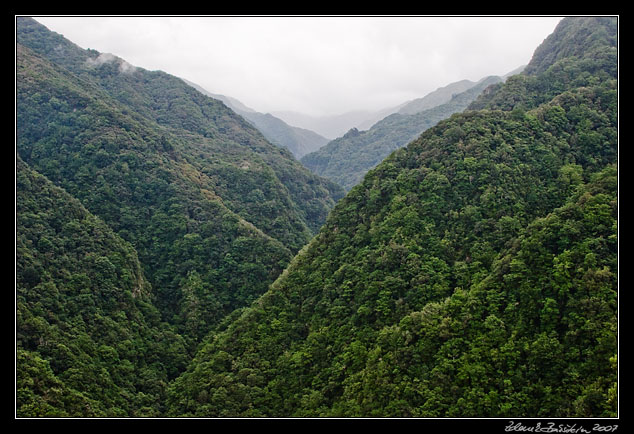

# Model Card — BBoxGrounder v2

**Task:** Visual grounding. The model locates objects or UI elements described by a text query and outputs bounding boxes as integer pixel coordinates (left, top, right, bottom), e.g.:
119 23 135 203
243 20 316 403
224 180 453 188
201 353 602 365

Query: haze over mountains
16 16 617 419
175 66 528 174
270 65 525 140
273 109 393 140
181 79 329 159
300 74 510 190
166 16 618 418
397 66 525 115
16 16 344 416
177 65 529 195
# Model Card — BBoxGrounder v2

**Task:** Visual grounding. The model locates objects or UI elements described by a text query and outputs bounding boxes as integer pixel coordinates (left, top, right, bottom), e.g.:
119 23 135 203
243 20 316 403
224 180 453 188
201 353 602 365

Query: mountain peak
524 16 617 75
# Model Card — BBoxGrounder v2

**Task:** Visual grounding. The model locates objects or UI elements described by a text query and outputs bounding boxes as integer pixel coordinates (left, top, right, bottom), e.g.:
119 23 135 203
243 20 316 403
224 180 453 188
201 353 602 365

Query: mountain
272 67 525 142
354 102 410 131
166 16 617 418
502 64 527 79
16 16 618 419
397 79 481 115
272 109 393 140
237 111 329 159
16 16 344 350
182 79 329 159
17 156 188 416
468 17 617 112
396 66 525 116
300 75 504 191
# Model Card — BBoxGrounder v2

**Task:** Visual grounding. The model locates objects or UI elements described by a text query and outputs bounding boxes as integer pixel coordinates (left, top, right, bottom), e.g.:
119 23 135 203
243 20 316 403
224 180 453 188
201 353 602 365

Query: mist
33 16 563 117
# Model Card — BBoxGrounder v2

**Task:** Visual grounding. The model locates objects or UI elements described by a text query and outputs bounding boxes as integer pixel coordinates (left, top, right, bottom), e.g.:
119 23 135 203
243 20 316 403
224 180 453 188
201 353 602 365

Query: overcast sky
32 16 563 117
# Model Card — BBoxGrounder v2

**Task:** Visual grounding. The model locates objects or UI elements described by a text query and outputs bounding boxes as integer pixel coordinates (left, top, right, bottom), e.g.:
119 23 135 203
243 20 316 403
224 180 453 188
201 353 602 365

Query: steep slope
468 17 617 112
397 67 525 116
17 157 188 416
182 80 329 159
237 111 329 159
166 16 617 418
397 78 480 115
355 102 409 131
17 17 343 243
330 165 617 417
523 17 617 76
16 17 343 344
300 75 503 191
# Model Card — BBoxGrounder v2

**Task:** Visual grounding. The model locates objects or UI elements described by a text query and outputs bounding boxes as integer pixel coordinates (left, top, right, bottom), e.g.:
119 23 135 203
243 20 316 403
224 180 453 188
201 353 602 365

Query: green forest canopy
16 16 617 418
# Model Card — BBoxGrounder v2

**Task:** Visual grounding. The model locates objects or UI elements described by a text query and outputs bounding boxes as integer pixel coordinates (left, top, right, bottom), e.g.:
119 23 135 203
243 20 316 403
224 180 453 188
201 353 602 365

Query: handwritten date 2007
505 421 618 433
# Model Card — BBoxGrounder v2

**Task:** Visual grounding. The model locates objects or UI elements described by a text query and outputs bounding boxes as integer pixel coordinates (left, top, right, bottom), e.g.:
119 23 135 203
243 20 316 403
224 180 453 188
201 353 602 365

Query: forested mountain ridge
182 79 329 159
300 75 503 191
166 16 617 417
16 17 343 237
16 17 343 348
16 156 189 416
468 16 617 112
16 18 344 234
231 111 328 159
15 16 617 419
397 75 492 115
16 40 287 343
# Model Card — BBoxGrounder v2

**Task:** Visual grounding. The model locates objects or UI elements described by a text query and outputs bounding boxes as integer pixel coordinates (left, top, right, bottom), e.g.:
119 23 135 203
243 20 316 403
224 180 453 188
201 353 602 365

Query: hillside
17 156 188 416
468 17 617 113
396 67 524 116
16 17 344 347
237 111 329 159
182 80 329 159
16 16 617 419
397 78 480 115
300 75 503 191
166 16 617 418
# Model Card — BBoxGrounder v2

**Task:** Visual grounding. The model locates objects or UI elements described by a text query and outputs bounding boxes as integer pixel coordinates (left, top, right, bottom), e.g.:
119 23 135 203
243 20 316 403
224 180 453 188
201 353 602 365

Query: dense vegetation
16 17 343 347
165 17 618 417
300 76 503 191
239 111 329 159
468 17 617 113
16 157 188 416
16 17 343 416
16 16 617 418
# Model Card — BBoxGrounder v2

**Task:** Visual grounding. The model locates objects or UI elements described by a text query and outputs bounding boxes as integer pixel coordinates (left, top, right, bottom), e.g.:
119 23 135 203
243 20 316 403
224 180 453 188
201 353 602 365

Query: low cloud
42 16 562 115
85 52 137 74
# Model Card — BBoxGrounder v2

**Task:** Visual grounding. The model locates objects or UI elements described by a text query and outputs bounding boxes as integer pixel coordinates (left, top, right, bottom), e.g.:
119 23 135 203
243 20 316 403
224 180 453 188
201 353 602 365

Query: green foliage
16 16 618 418
16 18 343 344
16 17 342 417
16 158 189 416
301 76 503 191
468 17 617 112
333 166 617 417
165 17 617 418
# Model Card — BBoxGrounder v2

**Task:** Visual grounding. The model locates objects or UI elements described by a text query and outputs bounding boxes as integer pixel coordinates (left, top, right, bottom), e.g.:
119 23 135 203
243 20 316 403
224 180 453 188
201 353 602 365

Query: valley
15 16 617 419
